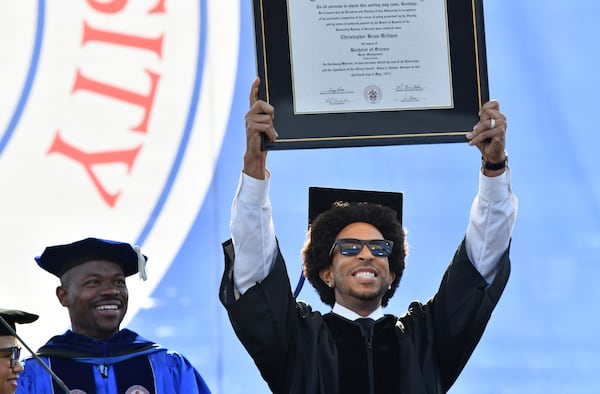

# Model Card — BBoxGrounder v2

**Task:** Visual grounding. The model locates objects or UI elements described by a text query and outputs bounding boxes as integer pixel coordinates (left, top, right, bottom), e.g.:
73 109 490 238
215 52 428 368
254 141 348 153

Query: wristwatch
482 153 508 171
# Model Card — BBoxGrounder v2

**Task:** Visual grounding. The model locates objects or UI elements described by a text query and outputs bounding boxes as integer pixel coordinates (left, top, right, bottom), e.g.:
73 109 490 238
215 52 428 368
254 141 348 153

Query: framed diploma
253 0 489 150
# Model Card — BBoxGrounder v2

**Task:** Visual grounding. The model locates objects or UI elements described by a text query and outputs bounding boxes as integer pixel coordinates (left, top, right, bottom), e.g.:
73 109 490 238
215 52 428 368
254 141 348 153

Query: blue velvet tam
35 237 148 279
0 309 38 335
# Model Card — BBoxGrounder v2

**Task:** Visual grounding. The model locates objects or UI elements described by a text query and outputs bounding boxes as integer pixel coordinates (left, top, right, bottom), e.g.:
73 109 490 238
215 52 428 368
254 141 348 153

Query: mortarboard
0 309 70 391
35 237 148 280
293 186 403 297
0 309 38 336
308 186 403 227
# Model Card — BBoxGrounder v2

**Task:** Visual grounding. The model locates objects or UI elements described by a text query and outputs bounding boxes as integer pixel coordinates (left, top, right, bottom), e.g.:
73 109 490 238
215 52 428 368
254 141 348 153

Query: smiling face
57 260 128 339
0 335 21 394
319 222 396 316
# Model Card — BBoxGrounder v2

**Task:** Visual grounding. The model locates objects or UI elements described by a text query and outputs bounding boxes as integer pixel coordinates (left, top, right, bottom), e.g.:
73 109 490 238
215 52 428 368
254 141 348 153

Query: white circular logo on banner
0 0 239 349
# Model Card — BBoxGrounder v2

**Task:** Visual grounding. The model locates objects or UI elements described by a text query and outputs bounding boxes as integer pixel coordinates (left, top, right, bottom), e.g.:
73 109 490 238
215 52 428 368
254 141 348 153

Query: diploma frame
253 0 489 150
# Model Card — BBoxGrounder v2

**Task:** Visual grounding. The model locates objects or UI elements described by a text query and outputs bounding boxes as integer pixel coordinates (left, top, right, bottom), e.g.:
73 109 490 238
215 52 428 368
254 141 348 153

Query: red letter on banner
148 0 166 13
87 0 127 14
47 132 142 207
82 22 163 58
72 69 160 133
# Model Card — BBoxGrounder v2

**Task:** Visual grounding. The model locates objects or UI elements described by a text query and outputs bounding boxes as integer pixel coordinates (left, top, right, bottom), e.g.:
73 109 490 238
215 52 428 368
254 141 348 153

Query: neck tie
355 317 374 337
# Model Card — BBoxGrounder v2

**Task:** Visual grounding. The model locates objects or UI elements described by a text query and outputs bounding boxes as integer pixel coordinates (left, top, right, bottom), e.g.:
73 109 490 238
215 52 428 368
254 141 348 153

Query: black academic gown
220 239 510 394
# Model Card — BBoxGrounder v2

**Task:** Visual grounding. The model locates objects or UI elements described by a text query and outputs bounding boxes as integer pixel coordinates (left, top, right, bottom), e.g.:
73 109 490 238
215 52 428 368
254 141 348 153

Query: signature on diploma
320 87 354 105
319 87 354 95
395 84 424 92
324 97 351 105
399 95 420 103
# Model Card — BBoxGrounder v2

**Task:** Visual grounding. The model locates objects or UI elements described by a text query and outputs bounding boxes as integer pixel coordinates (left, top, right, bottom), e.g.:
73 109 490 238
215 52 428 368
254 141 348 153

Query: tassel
134 245 147 281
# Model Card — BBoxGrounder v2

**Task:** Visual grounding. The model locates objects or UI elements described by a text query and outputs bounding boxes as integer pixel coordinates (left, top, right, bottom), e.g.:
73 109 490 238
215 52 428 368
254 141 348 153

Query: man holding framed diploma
219 78 517 393
253 0 489 149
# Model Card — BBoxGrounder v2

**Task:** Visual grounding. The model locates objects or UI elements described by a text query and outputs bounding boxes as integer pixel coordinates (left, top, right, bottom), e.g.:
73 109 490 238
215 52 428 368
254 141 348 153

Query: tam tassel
134 245 148 281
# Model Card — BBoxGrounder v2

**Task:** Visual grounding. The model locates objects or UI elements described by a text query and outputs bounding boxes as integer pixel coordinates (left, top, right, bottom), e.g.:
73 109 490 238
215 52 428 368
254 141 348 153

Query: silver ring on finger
489 118 496 129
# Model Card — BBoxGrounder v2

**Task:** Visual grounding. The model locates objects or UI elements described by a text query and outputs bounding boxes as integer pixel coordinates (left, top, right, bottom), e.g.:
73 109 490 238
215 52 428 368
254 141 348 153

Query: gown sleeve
220 241 296 392
152 351 212 393
399 238 511 392
16 358 53 394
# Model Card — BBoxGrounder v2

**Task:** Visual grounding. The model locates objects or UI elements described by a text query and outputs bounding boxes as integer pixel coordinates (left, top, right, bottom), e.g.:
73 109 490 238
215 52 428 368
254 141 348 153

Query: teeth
355 272 375 279
96 305 118 310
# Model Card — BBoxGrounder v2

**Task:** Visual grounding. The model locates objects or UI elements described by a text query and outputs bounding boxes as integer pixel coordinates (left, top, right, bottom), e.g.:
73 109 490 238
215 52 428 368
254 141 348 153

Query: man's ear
319 266 333 288
56 286 69 307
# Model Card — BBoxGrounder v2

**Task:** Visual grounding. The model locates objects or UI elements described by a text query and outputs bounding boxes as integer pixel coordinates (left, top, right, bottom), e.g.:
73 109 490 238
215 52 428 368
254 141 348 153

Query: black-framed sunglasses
0 346 21 369
329 238 394 257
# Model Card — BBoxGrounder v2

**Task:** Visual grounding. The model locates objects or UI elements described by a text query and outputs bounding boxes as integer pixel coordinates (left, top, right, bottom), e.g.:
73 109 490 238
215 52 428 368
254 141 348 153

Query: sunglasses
0 346 21 369
329 238 394 257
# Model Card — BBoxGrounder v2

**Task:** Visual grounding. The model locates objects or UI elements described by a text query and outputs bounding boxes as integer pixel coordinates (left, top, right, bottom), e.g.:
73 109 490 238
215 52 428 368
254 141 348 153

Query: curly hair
301 202 407 307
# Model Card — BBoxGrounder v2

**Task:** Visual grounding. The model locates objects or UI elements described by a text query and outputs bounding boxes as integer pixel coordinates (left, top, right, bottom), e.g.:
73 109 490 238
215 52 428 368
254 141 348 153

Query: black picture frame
253 0 489 150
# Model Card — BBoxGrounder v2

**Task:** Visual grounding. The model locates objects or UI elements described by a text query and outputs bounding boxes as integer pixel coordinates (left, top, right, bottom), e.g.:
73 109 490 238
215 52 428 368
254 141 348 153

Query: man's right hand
243 77 277 180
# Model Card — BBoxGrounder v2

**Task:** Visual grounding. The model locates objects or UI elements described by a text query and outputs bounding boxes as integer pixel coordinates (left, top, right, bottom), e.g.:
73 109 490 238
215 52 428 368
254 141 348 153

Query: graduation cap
35 237 148 280
0 309 38 336
294 186 403 297
308 186 403 227
0 309 70 392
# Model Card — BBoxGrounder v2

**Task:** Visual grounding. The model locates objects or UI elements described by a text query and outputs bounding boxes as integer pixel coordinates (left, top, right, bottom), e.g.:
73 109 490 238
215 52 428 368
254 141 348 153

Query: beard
346 282 389 302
